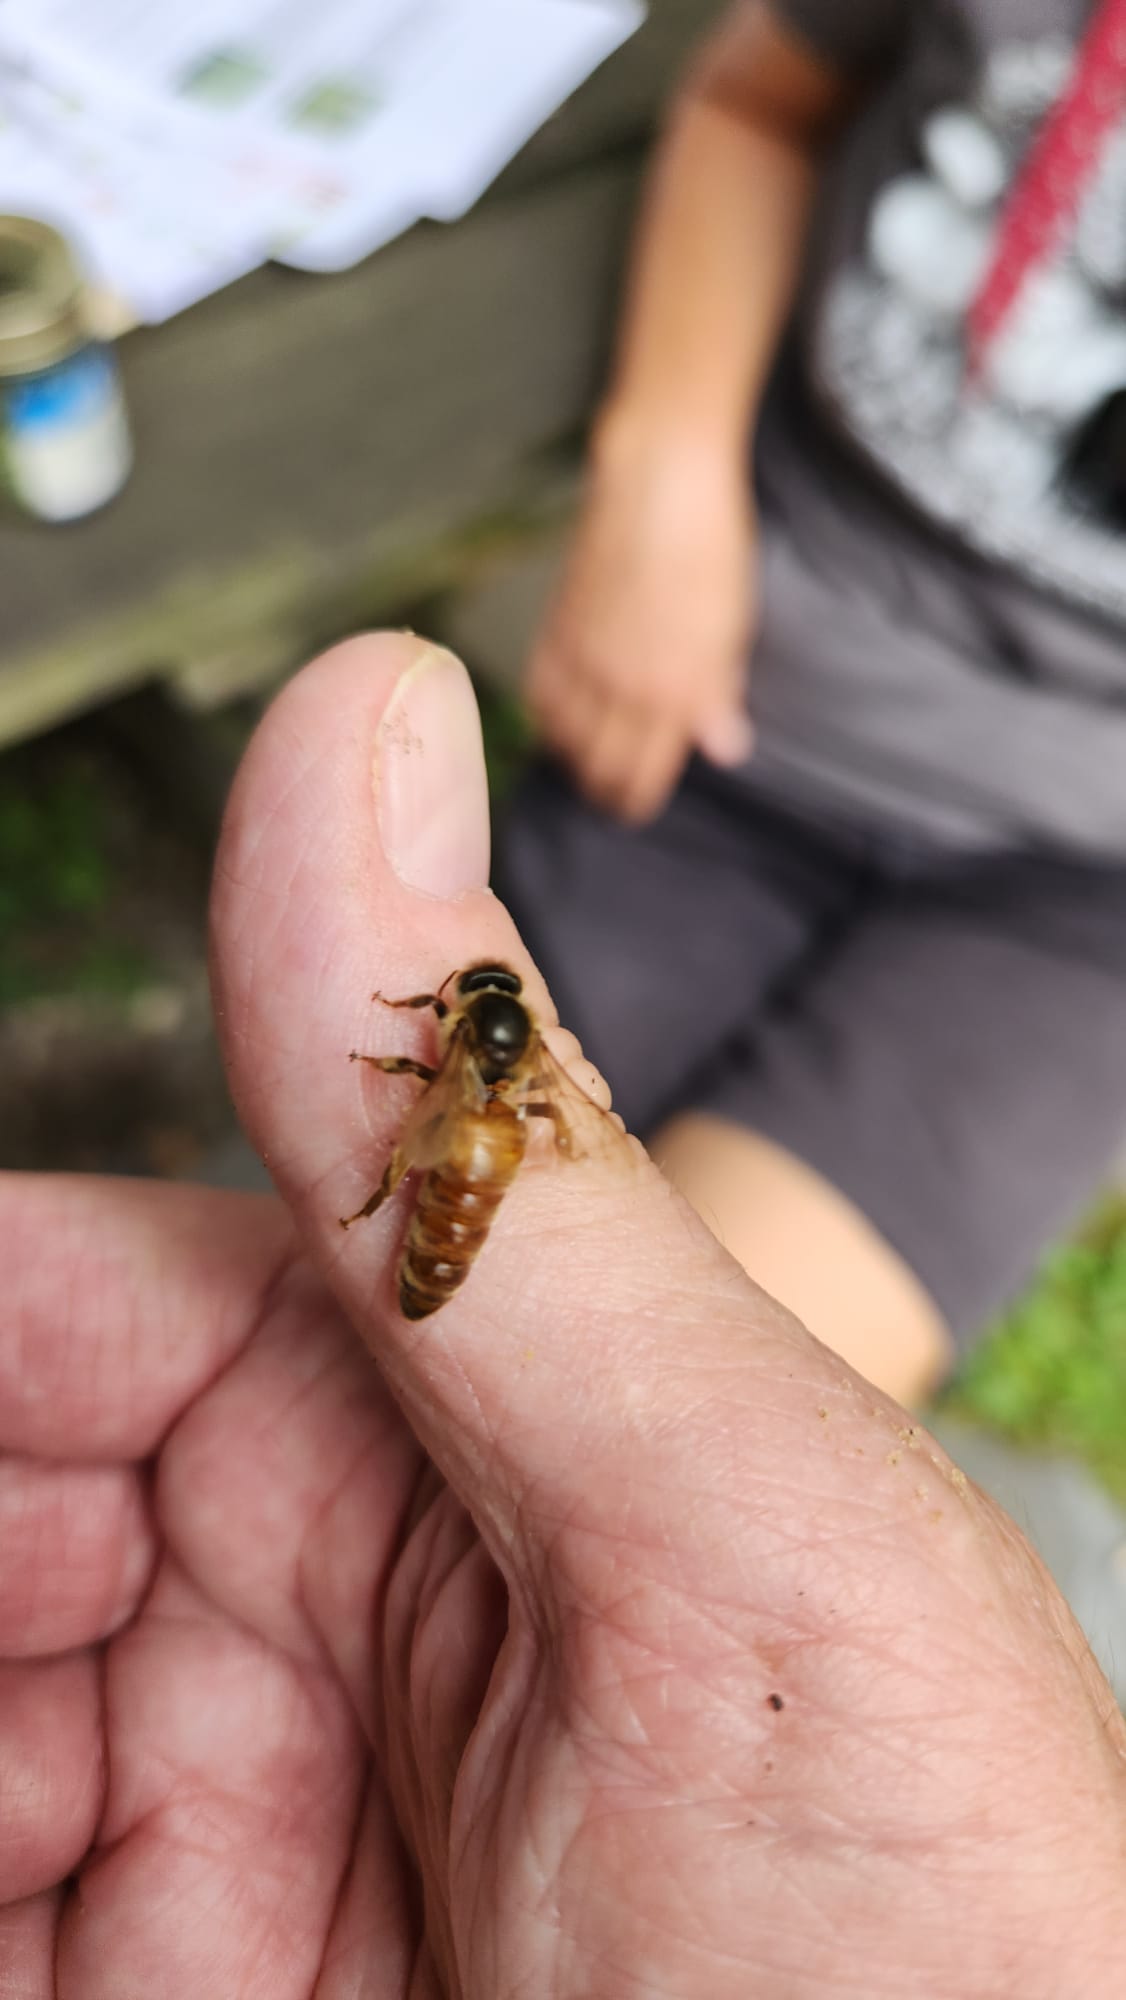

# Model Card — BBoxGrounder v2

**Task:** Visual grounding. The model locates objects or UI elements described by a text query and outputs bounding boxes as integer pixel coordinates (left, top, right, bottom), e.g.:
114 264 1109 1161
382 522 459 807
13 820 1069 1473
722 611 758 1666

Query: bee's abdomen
400 1113 525 1320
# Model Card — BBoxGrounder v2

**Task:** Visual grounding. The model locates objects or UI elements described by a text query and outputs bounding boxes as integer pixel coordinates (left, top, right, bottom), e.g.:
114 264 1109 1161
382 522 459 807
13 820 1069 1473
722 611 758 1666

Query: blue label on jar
4 346 118 433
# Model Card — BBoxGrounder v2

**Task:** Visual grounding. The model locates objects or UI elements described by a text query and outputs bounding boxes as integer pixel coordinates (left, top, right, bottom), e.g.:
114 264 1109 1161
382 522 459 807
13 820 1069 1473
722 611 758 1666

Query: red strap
967 0 1126 371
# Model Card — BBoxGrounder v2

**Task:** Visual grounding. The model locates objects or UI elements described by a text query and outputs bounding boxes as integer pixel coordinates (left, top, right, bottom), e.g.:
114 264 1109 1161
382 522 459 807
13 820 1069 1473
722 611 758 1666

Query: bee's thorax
467 990 532 1082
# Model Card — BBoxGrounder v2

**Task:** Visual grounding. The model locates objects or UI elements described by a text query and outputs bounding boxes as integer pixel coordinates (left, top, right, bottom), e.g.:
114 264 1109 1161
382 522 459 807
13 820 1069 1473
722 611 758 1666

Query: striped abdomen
399 1100 526 1320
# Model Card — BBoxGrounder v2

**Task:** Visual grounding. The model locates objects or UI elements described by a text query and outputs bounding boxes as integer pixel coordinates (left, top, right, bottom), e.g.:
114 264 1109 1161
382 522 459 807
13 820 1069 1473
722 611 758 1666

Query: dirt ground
0 699 241 1179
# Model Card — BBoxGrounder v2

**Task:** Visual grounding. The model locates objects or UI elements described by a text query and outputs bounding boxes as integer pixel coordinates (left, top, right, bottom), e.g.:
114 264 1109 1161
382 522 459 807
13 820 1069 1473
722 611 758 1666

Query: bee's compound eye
458 963 522 997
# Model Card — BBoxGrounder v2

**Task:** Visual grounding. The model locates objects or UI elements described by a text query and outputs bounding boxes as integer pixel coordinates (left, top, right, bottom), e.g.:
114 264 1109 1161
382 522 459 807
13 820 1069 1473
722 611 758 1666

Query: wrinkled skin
3 635 1125 1999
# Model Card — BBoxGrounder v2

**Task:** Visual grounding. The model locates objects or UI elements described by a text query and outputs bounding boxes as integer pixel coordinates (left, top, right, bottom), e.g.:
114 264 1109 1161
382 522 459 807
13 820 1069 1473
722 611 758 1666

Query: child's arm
603 1 855 465
527 1 860 825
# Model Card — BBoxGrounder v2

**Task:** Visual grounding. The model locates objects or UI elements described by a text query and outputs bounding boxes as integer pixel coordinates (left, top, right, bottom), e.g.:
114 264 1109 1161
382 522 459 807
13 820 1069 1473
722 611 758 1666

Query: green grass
941 1201 1126 1503
475 679 535 806
0 766 109 928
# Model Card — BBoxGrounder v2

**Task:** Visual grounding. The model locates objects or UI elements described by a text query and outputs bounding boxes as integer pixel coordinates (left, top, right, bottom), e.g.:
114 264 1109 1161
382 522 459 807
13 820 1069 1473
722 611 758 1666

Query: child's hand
527 421 757 823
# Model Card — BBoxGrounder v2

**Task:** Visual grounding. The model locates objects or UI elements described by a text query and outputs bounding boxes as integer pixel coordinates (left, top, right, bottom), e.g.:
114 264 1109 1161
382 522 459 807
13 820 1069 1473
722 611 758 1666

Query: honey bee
341 961 620 1319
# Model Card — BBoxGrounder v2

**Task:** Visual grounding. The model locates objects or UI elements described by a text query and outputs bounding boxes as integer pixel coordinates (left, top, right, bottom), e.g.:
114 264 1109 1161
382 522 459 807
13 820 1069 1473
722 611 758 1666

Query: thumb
210 636 839 1582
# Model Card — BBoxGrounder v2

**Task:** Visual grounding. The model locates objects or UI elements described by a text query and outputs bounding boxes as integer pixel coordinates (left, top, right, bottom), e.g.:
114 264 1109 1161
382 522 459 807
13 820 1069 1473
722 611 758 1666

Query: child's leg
652 1115 952 1406
665 851 1126 1404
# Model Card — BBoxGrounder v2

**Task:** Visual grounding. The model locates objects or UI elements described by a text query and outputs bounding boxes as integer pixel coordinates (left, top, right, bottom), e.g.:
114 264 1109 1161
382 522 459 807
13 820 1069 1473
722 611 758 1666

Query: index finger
0 1176 292 1459
610 713 689 825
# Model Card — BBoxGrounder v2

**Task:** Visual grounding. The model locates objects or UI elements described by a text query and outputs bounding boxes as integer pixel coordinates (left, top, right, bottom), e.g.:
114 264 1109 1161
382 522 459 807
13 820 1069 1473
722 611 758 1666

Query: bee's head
457 964 530 1080
457 963 523 1000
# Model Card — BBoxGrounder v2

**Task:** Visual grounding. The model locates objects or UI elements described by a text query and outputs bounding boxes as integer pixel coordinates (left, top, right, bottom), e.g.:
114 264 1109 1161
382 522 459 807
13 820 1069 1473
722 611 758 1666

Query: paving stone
929 1415 1126 1704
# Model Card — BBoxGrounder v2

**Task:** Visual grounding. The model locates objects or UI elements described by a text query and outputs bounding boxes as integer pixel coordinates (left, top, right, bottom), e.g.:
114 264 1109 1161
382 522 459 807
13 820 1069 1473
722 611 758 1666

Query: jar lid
0 216 89 378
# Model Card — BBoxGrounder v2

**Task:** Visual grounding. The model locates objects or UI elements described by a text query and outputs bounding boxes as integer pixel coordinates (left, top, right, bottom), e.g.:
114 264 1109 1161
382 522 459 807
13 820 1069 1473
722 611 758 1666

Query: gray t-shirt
751 0 1126 857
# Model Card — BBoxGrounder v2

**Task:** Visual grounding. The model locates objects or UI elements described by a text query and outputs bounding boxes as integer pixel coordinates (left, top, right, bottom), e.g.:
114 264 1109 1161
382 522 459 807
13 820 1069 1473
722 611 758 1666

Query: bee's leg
525 1101 578 1157
349 1053 437 1082
372 990 449 1021
340 1148 408 1229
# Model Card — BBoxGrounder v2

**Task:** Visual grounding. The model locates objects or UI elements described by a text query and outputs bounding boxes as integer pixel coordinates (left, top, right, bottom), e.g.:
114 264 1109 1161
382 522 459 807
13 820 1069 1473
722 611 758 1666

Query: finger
0 1890 60 1998
59 1561 364 1998
210 636 784 1580
577 697 689 824
524 620 580 731
614 713 691 824
693 704 755 768
0 1654 102 1903
0 1177 292 1459
382 1483 506 1848
0 1458 155 1657
571 699 646 817
52 1264 425 1991
154 1255 422 1735
312 1778 418 1998
533 659 604 775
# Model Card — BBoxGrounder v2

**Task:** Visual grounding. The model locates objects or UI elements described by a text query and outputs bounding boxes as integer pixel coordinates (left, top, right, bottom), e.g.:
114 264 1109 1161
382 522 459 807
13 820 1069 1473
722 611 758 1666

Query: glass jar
0 216 132 523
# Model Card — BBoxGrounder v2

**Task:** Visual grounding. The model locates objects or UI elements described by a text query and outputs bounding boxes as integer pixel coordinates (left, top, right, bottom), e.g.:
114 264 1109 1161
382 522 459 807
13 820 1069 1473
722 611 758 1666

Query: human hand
5 634 1125 1997
527 418 756 823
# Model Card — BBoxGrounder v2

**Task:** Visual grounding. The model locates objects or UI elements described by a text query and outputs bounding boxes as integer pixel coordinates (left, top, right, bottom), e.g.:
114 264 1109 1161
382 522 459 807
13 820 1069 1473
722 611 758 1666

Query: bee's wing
519 1038 632 1166
394 1028 487 1173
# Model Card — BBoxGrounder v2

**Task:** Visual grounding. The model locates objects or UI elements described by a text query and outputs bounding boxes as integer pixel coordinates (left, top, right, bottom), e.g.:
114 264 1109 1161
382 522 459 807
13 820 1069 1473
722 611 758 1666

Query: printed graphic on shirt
816 30 1126 622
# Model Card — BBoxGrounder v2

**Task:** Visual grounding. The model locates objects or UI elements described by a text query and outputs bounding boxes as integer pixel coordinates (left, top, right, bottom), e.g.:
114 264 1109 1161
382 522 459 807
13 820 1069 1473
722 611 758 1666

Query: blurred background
0 0 662 1183
1 1 1124 1688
